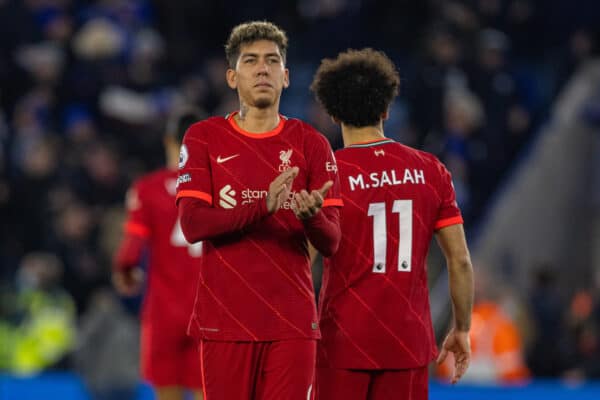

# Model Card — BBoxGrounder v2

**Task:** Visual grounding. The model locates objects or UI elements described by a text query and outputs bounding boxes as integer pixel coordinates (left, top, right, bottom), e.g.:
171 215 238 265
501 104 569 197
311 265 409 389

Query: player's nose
256 58 270 74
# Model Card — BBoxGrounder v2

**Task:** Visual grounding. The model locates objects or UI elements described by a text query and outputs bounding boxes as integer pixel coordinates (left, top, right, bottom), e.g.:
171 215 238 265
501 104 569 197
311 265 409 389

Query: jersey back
318 139 463 369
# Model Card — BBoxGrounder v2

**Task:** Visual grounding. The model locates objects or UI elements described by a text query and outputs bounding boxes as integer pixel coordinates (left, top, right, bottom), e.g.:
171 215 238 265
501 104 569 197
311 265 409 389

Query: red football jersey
176 113 342 341
123 168 202 329
318 138 463 369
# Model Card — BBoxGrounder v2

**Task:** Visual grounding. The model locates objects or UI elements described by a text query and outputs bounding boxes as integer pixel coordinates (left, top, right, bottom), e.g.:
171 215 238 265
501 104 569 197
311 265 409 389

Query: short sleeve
123 182 151 238
175 124 213 205
305 130 343 208
434 160 463 230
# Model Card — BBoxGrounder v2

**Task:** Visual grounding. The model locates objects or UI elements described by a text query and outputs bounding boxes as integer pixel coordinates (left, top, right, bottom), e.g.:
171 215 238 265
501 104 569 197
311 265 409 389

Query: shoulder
397 143 446 171
126 170 158 210
132 168 170 193
410 145 436 162
333 146 351 160
287 119 333 151
284 117 320 137
184 116 226 140
405 147 453 188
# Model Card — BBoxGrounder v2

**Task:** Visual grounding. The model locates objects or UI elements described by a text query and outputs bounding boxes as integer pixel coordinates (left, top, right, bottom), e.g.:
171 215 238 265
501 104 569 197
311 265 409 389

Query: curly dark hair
310 48 400 127
225 21 288 69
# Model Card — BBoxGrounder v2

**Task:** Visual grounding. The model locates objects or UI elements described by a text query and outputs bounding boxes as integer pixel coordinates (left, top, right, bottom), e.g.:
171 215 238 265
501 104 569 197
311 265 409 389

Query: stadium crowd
1 0 599 395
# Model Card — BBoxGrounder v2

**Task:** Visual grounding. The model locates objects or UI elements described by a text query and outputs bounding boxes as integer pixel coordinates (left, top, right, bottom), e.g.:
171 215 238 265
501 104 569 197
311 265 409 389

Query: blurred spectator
73 288 140 400
554 28 598 96
72 18 125 62
15 41 65 85
10 88 57 170
407 24 468 149
48 199 108 313
504 0 543 61
468 28 515 168
35 5 73 44
0 252 76 375
441 88 485 218
466 28 533 216
526 264 570 377
476 0 504 28
70 140 129 207
63 104 97 143
562 286 600 380
10 137 61 255
439 1 480 40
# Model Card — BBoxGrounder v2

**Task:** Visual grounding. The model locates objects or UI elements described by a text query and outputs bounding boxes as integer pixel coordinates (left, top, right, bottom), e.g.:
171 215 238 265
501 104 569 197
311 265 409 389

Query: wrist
113 264 133 273
301 208 324 224
453 326 470 333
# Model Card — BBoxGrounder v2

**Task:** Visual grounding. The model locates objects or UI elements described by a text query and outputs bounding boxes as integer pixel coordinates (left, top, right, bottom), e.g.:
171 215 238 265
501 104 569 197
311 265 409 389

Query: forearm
114 234 146 270
448 257 474 332
302 207 341 256
178 197 270 243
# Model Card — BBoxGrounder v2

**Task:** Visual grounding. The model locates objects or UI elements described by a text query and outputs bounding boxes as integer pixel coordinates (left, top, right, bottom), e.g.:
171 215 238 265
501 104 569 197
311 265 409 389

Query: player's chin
253 96 276 109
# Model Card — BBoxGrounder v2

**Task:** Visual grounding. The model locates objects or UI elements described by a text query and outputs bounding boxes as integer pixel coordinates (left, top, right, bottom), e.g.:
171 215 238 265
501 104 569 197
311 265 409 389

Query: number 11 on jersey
367 200 412 273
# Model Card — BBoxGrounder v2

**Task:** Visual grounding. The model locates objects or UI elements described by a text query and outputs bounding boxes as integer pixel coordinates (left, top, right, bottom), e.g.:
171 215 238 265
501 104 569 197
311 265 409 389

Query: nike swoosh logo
216 154 240 163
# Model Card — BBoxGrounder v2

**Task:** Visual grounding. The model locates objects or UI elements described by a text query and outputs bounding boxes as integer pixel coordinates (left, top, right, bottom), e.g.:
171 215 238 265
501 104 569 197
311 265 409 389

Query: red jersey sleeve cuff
125 222 150 238
323 198 343 207
176 190 213 205
434 215 464 230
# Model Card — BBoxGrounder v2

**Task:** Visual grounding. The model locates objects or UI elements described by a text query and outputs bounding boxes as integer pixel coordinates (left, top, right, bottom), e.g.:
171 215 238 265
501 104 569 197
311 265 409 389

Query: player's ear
382 110 390 121
226 68 237 89
282 68 290 89
331 116 341 125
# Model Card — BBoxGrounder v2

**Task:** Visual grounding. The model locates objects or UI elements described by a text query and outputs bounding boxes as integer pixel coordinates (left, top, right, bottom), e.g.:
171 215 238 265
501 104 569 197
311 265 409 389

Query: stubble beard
239 86 279 111
254 97 273 109
238 97 273 119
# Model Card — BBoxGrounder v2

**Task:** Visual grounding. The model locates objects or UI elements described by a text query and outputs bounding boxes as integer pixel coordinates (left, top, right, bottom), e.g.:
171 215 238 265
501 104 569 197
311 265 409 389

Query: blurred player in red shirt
113 108 205 400
176 21 342 399
310 48 474 400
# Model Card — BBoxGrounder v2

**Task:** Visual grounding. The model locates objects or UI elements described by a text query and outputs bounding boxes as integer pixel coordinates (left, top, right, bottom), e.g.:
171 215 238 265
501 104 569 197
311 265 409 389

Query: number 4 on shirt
368 200 412 273
171 218 203 257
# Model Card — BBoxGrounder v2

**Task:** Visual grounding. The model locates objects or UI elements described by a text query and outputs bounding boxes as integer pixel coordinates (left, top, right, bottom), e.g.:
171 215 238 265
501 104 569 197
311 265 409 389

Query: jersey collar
226 111 287 138
346 138 395 148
